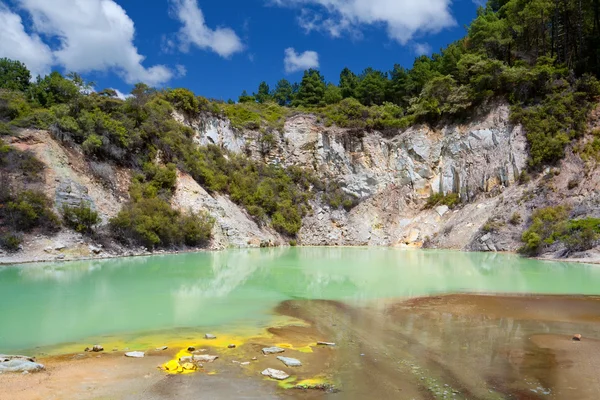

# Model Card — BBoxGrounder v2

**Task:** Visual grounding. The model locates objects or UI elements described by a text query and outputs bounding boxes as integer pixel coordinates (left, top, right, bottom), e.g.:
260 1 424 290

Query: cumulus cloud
284 48 319 73
112 89 132 100
272 0 456 44
170 0 244 58
0 2 52 77
0 0 174 85
413 42 432 56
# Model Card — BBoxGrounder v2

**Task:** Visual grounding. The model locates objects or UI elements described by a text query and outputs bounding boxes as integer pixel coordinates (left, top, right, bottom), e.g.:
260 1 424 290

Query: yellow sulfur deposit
275 342 314 353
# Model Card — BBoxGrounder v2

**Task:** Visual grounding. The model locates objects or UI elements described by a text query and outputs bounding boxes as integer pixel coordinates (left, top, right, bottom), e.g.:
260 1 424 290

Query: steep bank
2 103 600 264
182 102 600 257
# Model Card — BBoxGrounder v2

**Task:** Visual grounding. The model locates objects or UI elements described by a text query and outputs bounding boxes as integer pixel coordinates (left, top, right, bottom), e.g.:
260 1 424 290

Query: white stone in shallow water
124 351 144 358
261 368 289 380
262 346 285 355
205 333 216 339
277 356 302 367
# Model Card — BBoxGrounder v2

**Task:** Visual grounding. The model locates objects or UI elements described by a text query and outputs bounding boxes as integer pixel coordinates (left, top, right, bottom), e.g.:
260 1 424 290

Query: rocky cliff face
4 103 600 265
181 104 531 251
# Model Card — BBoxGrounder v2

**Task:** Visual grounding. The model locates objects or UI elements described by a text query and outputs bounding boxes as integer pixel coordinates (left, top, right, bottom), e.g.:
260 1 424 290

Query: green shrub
511 75 599 169
179 211 214 247
271 202 302 236
323 184 358 211
0 232 23 252
82 134 103 155
185 145 316 236
577 130 600 163
0 139 44 181
519 205 570 255
320 98 411 130
129 163 177 201
425 192 460 209
289 239 297 246
62 202 101 234
11 109 56 129
518 170 531 185
221 102 289 132
560 218 600 252
0 90 31 120
0 121 13 135
165 88 200 116
110 198 213 249
509 212 522 225
482 216 505 233
4 190 60 232
110 197 179 248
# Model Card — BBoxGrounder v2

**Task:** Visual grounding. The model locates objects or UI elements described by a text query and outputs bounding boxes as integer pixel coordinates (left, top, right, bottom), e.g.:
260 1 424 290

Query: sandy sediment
1 294 600 399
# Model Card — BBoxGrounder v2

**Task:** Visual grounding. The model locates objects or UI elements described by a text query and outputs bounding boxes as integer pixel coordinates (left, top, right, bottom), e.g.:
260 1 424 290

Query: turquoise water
0 248 598 353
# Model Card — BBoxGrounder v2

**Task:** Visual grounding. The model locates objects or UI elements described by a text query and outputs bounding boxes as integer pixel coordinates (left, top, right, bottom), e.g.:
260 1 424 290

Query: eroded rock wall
184 104 530 250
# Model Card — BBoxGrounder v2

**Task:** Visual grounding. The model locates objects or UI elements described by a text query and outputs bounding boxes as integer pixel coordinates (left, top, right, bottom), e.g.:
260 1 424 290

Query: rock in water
261 368 290 380
0 359 45 373
317 341 336 346
573 334 582 341
277 356 302 367
187 346 196 352
156 346 168 351
124 351 145 358
262 346 285 355
228 344 236 348
205 334 216 339
92 345 104 352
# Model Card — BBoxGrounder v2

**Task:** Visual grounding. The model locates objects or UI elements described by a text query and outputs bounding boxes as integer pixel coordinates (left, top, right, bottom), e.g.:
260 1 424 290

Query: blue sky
0 0 479 101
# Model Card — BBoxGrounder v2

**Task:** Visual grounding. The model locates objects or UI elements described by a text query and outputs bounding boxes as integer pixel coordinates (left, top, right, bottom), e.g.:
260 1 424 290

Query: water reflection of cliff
171 248 288 322
16 255 153 282
2 248 599 352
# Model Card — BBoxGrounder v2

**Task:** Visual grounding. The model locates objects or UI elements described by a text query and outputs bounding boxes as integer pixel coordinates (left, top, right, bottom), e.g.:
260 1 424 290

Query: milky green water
0 248 598 353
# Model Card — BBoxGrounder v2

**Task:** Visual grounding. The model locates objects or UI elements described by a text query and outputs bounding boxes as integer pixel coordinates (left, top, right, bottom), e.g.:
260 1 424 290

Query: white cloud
0 2 52 77
170 0 244 58
112 88 132 100
175 64 187 78
413 42 431 56
0 0 174 85
284 48 319 73
272 0 456 45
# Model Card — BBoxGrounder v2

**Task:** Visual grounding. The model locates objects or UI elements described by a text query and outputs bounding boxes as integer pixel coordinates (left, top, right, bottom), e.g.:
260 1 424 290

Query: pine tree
272 79 293 106
339 67 358 99
255 81 271 103
293 69 326 107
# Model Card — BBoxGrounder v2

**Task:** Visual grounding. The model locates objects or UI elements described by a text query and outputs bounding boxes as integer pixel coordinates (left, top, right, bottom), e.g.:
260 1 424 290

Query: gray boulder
262 346 285 355
261 368 289 380
0 356 45 373
277 356 302 367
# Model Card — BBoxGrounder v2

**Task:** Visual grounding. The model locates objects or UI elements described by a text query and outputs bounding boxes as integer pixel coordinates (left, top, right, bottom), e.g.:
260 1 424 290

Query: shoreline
3 244 600 267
